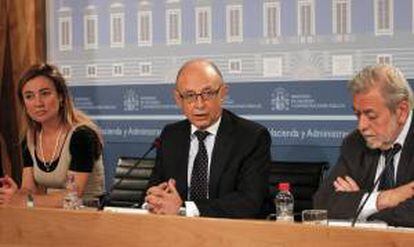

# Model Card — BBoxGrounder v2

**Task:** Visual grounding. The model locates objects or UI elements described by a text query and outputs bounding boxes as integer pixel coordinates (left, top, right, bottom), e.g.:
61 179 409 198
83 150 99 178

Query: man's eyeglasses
177 85 222 103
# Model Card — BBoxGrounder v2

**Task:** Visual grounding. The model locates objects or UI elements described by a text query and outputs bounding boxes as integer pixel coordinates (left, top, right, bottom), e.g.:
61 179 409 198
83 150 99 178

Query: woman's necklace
39 126 63 172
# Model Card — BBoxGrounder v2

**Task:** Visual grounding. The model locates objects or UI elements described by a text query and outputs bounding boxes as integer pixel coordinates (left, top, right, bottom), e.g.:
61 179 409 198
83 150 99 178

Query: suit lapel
397 113 414 185
354 131 380 188
364 149 381 188
174 122 191 200
209 110 234 198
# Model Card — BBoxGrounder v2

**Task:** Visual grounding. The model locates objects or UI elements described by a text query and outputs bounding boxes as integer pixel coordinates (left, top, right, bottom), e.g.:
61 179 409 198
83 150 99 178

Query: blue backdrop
46 0 414 188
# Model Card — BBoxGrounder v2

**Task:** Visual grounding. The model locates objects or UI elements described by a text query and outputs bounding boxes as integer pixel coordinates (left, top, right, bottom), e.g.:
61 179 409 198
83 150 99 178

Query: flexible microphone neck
98 137 161 210
351 143 401 227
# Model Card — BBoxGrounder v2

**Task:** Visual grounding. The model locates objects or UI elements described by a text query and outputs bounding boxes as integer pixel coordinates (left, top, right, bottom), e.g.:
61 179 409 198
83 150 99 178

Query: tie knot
194 130 209 142
382 144 402 159
382 149 393 158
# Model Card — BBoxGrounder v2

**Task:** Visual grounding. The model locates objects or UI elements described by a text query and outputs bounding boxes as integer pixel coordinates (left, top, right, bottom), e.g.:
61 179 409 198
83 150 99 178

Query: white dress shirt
184 117 221 216
358 111 412 220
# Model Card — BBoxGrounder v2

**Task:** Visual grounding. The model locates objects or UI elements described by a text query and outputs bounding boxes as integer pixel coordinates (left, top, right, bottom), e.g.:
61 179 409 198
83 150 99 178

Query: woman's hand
0 175 18 205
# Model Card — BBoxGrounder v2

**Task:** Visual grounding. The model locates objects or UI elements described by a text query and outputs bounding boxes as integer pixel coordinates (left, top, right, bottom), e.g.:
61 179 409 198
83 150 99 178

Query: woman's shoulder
69 124 102 158
70 125 99 142
73 124 96 134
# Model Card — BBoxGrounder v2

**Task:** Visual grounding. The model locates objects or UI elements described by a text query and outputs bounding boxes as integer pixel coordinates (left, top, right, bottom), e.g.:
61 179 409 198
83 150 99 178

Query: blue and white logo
271 87 290 111
123 89 140 112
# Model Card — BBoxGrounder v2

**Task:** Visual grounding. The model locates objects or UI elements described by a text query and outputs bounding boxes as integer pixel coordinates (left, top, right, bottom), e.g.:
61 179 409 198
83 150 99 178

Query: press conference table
0 207 413 247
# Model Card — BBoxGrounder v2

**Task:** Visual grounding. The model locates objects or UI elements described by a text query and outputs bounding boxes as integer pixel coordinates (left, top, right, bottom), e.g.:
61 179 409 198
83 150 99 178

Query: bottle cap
278 182 290 191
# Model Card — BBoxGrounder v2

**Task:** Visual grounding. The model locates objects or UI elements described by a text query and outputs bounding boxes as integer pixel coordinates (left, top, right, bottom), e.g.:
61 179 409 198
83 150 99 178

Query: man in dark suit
314 64 414 227
145 59 271 218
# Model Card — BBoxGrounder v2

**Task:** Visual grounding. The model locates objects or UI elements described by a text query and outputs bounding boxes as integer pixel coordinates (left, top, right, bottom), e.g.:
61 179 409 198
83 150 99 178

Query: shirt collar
394 110 412 148
191 116 222 137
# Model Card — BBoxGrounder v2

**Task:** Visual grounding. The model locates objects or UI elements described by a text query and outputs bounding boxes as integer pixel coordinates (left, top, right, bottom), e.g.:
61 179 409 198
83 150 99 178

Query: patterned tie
190 130 210 201
378 145 401 190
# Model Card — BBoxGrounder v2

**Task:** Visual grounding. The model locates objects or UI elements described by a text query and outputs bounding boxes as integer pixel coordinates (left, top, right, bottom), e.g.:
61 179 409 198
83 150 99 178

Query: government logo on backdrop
271 87 290 111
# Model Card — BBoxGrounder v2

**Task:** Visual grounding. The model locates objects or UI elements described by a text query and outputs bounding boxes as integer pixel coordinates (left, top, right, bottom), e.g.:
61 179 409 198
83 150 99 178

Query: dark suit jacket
148 109 271 218
314 115 414 227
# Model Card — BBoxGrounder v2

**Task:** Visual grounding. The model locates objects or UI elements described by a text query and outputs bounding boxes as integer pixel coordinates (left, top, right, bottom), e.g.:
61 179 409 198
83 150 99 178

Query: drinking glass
301 209 328 225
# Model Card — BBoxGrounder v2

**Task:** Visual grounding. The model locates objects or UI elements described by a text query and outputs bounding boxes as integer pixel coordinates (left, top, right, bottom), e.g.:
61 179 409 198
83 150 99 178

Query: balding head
175 59 224 89
174 59 228 130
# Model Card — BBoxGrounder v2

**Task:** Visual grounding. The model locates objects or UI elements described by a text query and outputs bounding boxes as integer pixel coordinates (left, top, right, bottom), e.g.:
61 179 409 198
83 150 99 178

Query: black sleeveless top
22 126 101 173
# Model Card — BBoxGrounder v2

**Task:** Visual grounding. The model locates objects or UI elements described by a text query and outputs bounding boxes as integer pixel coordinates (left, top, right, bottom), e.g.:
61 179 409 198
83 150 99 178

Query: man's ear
220 84 229 101
174 89 182 108
396 100 409 125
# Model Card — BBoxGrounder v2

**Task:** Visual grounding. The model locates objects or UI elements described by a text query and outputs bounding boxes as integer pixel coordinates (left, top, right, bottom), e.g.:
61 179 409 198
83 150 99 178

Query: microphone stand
98 138 160 210
351 144 401 227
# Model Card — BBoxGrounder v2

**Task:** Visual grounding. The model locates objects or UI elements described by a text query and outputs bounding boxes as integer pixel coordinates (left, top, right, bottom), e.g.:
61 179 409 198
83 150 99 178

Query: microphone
351 143 401 226
98 137 161 210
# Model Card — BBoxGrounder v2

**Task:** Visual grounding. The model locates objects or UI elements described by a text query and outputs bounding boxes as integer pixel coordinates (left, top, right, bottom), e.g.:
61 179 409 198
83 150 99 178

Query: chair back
107 157 155 207
263 161 328 220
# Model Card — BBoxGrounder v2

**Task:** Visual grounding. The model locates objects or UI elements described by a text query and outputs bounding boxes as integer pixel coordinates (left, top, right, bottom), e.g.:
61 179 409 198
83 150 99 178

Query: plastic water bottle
63 174 81 210
274 182 294 222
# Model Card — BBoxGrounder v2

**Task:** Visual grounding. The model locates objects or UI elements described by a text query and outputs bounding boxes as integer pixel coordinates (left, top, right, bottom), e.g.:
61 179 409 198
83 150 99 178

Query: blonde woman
0 63 105 207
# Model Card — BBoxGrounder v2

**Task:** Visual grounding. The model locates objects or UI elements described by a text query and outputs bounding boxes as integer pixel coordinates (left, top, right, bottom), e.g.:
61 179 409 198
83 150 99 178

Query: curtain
0 0 7 178
0 0 45 183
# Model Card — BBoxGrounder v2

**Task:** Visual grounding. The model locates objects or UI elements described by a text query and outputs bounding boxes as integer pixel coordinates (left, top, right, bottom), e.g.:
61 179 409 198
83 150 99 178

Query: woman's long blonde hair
17 63 103 148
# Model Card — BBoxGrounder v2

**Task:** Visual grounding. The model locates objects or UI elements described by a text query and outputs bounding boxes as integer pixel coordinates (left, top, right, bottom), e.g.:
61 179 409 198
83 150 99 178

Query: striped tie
378 144 401 190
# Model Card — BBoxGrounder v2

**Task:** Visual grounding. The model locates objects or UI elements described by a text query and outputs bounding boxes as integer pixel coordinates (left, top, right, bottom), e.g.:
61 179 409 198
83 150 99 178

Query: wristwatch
26 193 34 208
178 207 186 216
